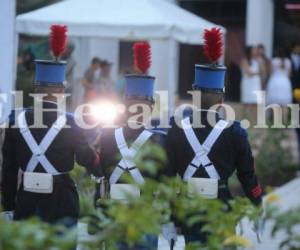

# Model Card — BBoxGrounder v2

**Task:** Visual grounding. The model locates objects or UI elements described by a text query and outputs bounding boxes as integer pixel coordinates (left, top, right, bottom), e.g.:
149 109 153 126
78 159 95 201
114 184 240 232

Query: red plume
133 42 151 74
50 25 68 59
203 27 223 64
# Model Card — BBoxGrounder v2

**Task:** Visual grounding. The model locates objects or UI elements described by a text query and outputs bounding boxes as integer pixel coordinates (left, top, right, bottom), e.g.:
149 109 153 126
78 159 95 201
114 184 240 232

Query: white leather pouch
110 184 140 202
187 178 218 199
23 172 53 194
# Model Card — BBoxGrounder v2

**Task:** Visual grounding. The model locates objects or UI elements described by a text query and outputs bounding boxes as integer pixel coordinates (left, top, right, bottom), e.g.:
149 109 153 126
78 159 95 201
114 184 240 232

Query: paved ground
240 177 300 250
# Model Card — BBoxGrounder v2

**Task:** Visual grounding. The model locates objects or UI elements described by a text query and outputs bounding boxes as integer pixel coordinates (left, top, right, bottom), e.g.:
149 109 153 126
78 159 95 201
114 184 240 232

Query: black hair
257 44 265 50
245 46 253 65
275 47 287 69
91 57 102 65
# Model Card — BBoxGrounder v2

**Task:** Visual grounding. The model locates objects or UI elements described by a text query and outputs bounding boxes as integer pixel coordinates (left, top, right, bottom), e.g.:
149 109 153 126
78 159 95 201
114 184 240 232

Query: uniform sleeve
234 124 262 206
1 123 19 211
73 124 102 177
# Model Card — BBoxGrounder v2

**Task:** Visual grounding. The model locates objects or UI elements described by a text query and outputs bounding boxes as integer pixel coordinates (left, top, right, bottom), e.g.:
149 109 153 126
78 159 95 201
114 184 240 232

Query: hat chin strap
125 95 154 102
192 85 225 93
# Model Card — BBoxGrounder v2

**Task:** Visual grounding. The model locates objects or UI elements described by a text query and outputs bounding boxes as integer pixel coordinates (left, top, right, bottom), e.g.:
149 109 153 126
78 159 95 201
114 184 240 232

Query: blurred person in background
257 44 271 90
290 42 300 91
82 57 102 103
241 46 262 104
115 68 132 98
22 48 35 71
266 47 292 123
225 61 241 102
98 60 114 96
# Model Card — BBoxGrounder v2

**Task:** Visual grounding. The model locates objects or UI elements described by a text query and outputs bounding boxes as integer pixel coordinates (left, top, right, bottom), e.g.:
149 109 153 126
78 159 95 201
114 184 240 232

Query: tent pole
167 38 178 115
0 0 16 123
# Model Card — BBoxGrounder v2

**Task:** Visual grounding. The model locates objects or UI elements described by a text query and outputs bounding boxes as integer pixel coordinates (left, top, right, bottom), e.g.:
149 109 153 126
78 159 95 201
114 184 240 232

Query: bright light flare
90 101 118 124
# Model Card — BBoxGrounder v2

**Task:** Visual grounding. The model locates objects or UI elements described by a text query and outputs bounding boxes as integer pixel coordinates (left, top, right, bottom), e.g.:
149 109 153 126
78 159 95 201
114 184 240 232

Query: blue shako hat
125 42 154 101
34 60 66 86
34 25 68 87
194 65 226 92
193 27 226 93
125 74 155 101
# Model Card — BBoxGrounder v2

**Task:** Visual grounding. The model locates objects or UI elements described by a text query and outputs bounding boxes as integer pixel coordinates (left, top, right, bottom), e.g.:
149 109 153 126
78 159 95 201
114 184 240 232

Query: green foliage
270 207 300 250
81 172 259 249
73 143 260 249
1 143 299 250
0 217 76 250
249 129 297 185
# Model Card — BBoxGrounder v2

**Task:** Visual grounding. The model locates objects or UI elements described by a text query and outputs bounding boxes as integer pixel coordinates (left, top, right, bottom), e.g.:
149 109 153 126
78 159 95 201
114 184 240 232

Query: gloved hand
1 211 14 222
161 222 177 248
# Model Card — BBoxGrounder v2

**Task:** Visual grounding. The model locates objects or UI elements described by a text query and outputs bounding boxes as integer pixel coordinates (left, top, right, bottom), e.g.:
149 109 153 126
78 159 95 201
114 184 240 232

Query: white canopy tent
16 0 225 111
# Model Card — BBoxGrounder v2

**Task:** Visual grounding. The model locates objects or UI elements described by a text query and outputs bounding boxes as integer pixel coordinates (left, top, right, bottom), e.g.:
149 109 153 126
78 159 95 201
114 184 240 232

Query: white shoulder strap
109 128 153 185
181 117 228 181
202 120 229 151
181 117 202 154
129 129 153 154
18 111 66 175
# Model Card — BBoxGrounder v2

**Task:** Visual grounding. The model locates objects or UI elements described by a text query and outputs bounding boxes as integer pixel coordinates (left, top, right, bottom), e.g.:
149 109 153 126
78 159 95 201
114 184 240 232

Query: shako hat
34 25 68 87
125 41 155 101
194 27 226 93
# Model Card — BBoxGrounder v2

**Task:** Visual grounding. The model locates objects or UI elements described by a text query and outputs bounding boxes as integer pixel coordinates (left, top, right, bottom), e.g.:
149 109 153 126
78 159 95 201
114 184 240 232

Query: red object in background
203 27 223 64
133 42 151 74
50 25 68 59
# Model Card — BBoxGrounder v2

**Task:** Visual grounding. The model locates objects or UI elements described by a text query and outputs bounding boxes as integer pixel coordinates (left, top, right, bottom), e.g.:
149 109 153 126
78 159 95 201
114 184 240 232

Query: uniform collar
40 100 59 109
199 109 220 117
197 109 221 123
125 121 148 130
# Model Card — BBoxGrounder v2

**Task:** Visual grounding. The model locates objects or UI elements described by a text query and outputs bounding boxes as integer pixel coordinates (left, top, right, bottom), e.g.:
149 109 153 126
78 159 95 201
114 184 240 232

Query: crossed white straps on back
181 117 229 181
18 111 66 175
109 128 153 185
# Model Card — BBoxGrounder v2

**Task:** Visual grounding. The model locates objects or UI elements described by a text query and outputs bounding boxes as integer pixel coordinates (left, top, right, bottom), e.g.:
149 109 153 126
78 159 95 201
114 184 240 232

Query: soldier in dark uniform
165 28 262 244
1 25 102 225
94 42 166 250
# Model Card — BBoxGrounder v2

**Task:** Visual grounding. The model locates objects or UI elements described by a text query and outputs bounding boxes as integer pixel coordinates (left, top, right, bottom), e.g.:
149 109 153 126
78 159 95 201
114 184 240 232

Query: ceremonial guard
94 42 166 249
165 28 263 243
1 25 101 225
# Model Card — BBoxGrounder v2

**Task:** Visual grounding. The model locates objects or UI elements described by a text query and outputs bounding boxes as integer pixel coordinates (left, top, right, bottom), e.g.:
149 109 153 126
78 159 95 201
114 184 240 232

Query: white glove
161 222 177 247
1 211 14 222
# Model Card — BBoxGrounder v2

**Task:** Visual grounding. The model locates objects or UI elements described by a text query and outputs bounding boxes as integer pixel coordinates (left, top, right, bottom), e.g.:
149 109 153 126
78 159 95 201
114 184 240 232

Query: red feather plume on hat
133 42 151 74
203 27 223 64
50 25 68 60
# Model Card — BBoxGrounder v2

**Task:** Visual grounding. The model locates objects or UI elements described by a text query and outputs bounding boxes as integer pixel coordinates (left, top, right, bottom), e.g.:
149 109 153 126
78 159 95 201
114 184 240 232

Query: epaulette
169 116 175 127
65 111 75 118
7 108 30 125
233 121 248 137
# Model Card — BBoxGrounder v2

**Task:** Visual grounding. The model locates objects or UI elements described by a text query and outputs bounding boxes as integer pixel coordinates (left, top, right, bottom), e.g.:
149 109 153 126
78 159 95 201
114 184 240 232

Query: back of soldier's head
200 92 224 110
